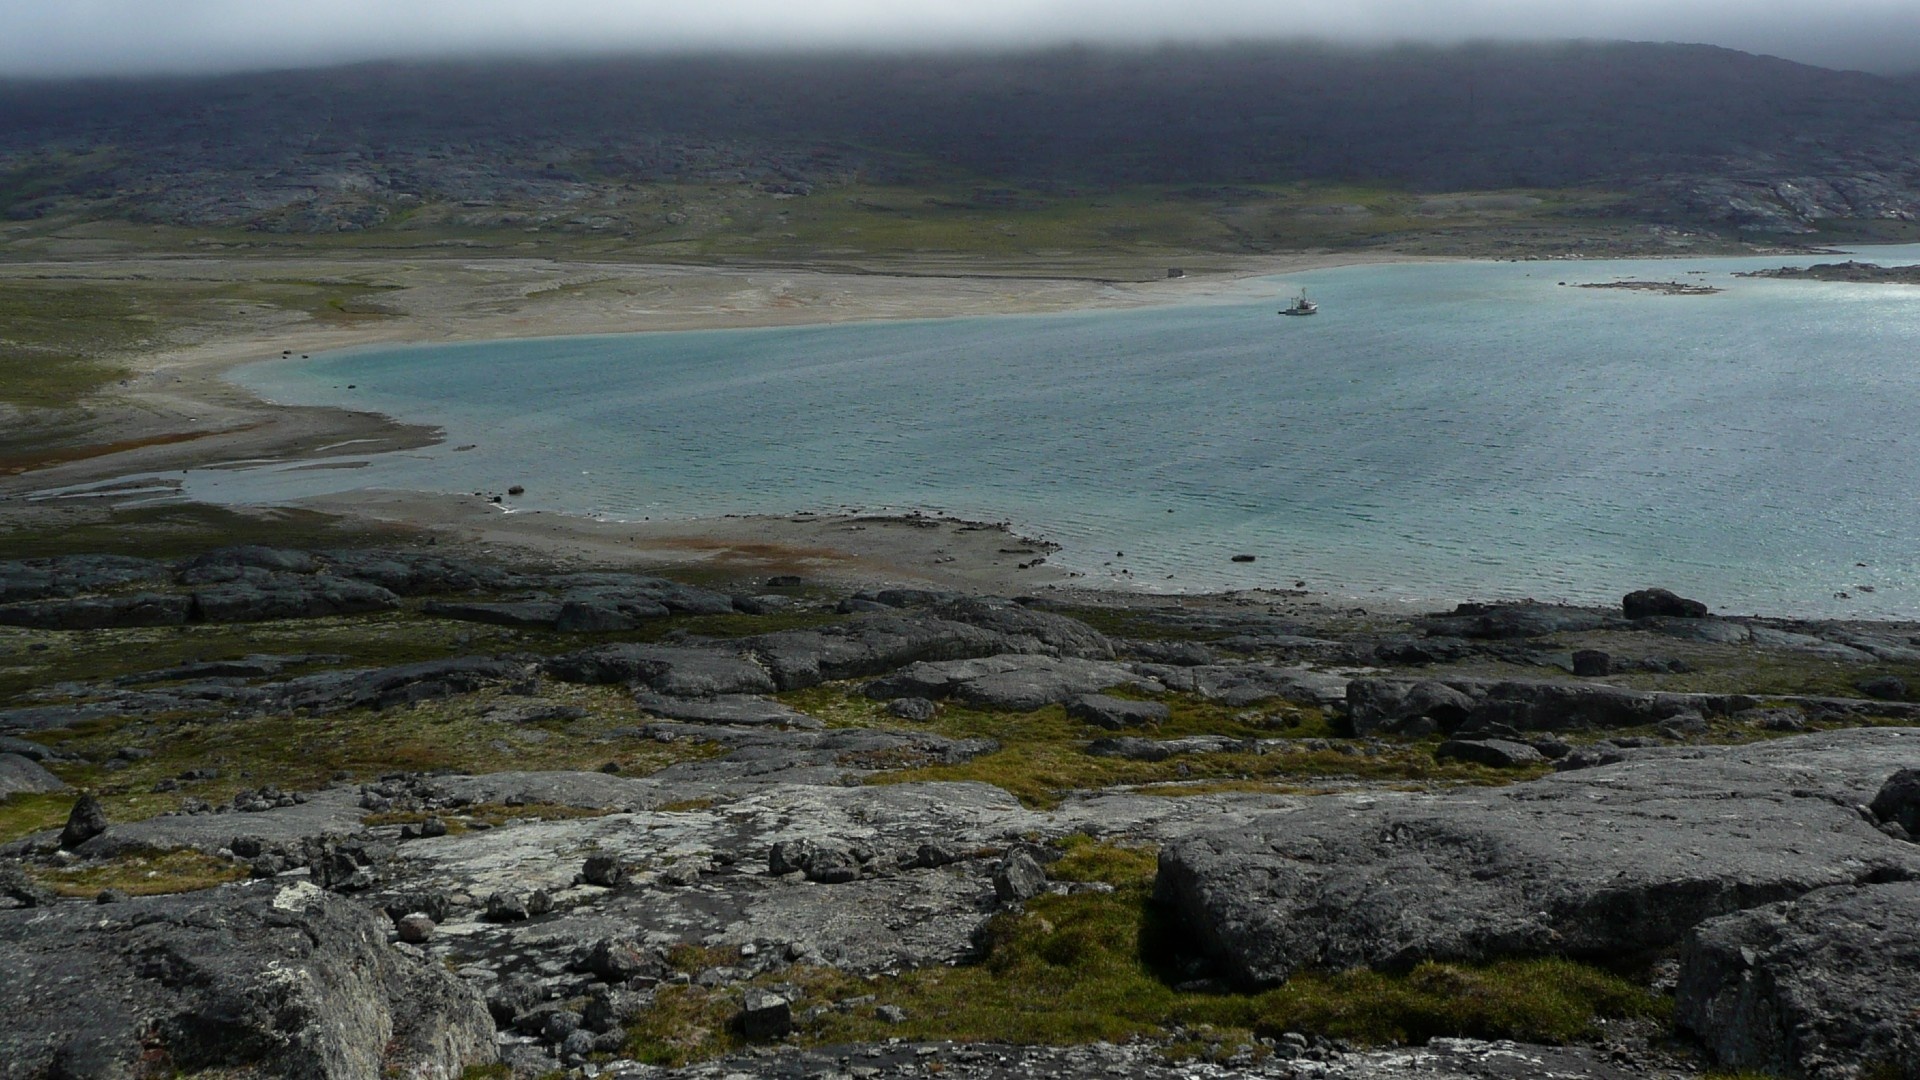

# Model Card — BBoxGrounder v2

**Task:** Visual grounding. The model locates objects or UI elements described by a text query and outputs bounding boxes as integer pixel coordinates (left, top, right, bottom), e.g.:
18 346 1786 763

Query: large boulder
1433 738 1546 768
925 597 1114 659
0 754 65 798
1345 679 1477 736
180 545 319 577
0 881 494 1079
317 550 520 594
1623 588 1709 619
58 793 107 850
739 613 1018 690
632 692 822 728
1420 603 1619 640
1869 767 1920 835
554 594 672 631
1137 663 1348 707
0 592 192 630
274 656 531 713
1065 693 1171 730
1154 728 1920 987
1677 882 1920 1080
1346 676 1736 736
421 599 563 627
189 575 399 622
546 644 776 695
864 654 1157 712
0 555 168 603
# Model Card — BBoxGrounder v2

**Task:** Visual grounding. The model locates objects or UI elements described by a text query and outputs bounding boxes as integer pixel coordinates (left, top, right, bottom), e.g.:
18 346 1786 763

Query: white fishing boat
1279 290 1318 316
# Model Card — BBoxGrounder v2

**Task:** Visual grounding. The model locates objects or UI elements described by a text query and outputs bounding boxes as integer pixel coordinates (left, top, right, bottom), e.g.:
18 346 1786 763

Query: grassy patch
0 599 844 702
0 609 525 698
0 504 406 562
1 684 718 844
29 847 249 897
782 684 1541 808
0 791 82 846
0 282 140 411
1002 738 1534 808
0 275 407 420
623 840 1666 1065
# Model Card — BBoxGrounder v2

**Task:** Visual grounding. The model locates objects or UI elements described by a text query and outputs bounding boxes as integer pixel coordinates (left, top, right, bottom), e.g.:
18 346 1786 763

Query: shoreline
1 251 1408 493
0 250 1432 600
5 244 1906 615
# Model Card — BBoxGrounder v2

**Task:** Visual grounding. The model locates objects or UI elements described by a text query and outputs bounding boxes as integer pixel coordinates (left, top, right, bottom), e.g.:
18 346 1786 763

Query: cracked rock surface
1156 727 1920 985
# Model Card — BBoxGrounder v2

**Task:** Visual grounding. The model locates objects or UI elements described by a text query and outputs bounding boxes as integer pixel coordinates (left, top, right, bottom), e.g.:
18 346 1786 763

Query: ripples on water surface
213 249 1920 617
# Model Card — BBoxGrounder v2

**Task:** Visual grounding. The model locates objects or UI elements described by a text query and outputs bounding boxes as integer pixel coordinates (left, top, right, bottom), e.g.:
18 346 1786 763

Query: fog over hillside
4 42 1919 237
3 0 1919 76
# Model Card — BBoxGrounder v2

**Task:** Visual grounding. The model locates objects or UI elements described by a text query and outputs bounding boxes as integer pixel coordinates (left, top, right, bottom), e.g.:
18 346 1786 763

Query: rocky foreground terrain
2 544 1917 1078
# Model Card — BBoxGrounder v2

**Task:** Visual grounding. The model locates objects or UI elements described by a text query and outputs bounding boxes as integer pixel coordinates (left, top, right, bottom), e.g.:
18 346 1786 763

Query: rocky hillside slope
4 42 1920 238
2 545 1918 1077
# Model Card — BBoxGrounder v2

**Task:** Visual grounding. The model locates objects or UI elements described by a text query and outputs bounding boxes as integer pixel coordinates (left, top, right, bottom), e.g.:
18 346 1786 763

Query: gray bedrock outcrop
541 597 1115 694
1344 675 1920 737
1 655 539 733
858 653 1349 714
1154 727 1920 987
0 879 495 1080
588 1037 1694 1079
1676 881 1920 1080
20 724 1003 860
739 599 1116 690
863 654 1159 711
0 754 66 798
369 780 1301 978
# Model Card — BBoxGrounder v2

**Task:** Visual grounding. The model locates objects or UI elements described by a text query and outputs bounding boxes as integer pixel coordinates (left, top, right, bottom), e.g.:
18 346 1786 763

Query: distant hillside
3 41 1919 238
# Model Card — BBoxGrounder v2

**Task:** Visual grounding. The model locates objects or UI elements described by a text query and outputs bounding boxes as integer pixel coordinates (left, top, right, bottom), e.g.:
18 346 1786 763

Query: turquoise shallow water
201 247 1920 617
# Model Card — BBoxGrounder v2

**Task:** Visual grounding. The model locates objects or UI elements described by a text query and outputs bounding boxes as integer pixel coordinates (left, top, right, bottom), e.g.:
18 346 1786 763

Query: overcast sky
5 0 1919 78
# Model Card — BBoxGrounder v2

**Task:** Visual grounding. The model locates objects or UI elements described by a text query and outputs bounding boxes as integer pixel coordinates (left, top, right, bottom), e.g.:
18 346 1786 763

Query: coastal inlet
209 247 1920 618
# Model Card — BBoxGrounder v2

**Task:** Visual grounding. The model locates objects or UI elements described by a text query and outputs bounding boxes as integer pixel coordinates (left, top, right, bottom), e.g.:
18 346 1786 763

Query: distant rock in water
1576 280 1721 295
1736 261 1920 283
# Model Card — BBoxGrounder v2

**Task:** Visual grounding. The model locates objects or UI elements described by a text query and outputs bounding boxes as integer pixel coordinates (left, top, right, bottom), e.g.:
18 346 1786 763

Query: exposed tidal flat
195 246 1920 618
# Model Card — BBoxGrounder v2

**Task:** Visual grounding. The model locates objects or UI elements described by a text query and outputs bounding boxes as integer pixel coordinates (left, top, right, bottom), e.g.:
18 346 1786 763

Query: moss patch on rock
623 840 1665 1066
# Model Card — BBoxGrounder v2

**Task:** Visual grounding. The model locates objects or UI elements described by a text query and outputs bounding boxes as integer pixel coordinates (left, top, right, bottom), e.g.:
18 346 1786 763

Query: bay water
205 247 1920 617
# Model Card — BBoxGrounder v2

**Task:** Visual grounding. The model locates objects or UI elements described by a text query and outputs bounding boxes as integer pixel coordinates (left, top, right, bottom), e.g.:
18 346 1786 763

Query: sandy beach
0 251 1426 592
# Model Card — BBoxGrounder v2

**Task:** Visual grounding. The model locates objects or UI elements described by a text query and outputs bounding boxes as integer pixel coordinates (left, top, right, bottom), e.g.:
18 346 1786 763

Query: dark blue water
208 248 1920 616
